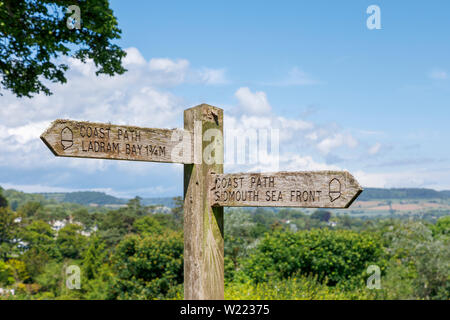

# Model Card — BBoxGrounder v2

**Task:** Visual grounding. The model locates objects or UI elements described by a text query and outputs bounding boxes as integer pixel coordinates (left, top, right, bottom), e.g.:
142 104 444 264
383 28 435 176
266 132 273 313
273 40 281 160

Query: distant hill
40 191 124 206
2 188 49 211
38 191 176 207
359 188 450 201
2 185 449 209
38 188 450 205
140 197 176 208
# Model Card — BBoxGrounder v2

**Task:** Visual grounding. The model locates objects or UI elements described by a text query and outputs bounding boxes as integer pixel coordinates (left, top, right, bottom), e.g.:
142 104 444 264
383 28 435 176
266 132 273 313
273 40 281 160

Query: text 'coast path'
40 119 193 164
209 171 363 208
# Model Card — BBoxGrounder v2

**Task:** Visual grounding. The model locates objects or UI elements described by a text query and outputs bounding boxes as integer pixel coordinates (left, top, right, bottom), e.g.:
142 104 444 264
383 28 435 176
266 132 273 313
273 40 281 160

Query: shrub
225 276 374 300
243 229 382 285
110 231 183 299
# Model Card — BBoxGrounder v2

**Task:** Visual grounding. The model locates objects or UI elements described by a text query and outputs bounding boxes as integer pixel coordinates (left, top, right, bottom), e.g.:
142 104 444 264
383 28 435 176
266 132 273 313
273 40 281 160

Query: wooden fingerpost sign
209 171 362 209
41 103 362 301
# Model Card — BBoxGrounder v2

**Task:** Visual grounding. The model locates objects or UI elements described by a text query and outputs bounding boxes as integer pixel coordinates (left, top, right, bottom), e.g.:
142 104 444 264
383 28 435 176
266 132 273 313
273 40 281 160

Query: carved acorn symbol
61 127 73 150
329 178 341 202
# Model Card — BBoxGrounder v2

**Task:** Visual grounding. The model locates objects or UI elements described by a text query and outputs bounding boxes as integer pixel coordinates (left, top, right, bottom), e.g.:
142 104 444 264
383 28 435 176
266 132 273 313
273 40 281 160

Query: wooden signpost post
41 104 363 300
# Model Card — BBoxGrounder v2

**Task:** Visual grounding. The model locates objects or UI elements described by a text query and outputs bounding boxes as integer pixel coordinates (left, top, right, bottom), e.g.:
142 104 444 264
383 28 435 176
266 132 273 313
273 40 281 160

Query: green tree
0 188 8 208
20 220 58 281
127 196 146 216
83 263 115 300
311 210 332 222
17 201 42 217
0 260 14 285
0 0 126 98
5 258 29 283
134 216 163 235
72 208 94 229
110 231 184 299
224 209 256 270
0 207 20 260
172 196 183 228
433 215 450 237
152 213 178 231
243 229 382 285
35 261 64 297
98 209 137 246
382 221 450 299
83 235 105 280
21 220 58 257
56 224 87 259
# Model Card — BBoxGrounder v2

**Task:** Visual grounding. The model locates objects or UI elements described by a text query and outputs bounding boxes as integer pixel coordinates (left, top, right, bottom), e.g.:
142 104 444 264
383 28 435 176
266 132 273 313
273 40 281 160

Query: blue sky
0 1 449 197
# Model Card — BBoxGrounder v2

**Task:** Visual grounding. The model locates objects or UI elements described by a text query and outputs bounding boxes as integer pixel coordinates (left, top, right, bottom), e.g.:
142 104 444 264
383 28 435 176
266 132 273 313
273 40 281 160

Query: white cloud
0 47 228 172
0 182 83 193
224 88 363 174
5 121 50 144
197 68 228 85
146 58 228 86
235 87 271 115
368 142 382 155
281 155 340 171
3 48 448 195
353 170 387 188
224 113 313 145
148 58 190 85
353 168 450 190
278 116 313 131
306 132 318 141
149 58 190 73
429 69 448 80
123 47 147 66
237 154 340 174
317 133 358 154
223 110 350 173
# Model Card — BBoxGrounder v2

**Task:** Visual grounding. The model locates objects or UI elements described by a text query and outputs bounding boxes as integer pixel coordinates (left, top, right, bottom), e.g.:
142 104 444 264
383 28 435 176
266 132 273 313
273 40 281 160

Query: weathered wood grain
184 104 224 300
209 171 363 208
40 119 193 164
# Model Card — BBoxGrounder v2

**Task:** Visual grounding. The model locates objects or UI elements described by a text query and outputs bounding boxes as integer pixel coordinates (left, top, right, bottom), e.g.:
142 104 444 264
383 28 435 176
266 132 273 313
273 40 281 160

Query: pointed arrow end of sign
344 171 363 208
40 120 61 157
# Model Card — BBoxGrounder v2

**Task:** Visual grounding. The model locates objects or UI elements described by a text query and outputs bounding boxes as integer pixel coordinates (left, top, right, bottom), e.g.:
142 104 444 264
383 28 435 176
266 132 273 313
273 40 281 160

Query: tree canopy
0 0 126 98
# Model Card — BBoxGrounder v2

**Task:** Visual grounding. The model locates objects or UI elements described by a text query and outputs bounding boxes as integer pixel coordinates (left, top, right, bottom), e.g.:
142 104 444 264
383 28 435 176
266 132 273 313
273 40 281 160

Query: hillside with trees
7 187 450 209
0 186 448 300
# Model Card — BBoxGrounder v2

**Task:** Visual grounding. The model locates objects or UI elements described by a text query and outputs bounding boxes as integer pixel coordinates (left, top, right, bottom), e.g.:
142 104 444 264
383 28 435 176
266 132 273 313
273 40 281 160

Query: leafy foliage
0 260 14 285
242 229 382 285
433 215 450 237
110 231 183 299
56 224 87 259
133 216 163 235
0 207 22 260
379 221 450 299
0 185 448 300
0 0 126 97
82 236 105 280
225 276 375 300
224 209 257 269
0 188 8 208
